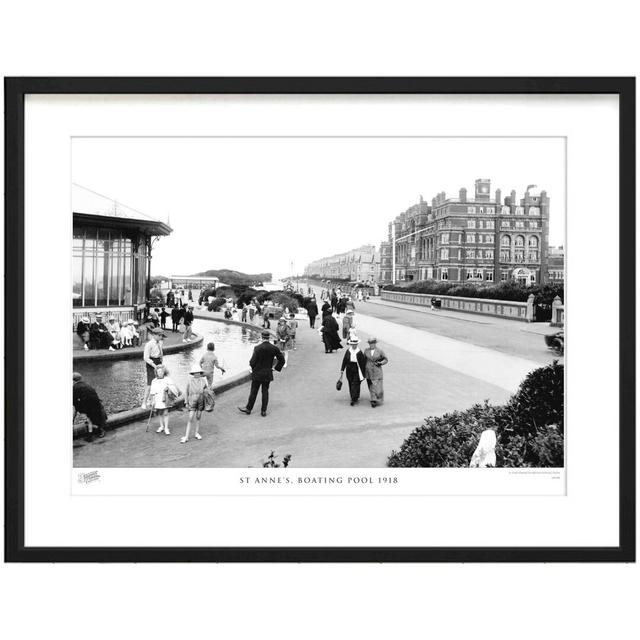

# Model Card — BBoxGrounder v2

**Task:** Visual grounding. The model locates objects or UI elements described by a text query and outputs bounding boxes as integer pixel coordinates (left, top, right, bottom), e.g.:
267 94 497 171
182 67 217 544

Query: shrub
207 296 227 311
255 290 300 312
387 362 564 468
382 279 563 305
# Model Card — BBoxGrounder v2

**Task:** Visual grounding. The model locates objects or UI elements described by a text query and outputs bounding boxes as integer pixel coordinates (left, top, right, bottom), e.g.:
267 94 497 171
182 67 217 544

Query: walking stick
145 405 155 432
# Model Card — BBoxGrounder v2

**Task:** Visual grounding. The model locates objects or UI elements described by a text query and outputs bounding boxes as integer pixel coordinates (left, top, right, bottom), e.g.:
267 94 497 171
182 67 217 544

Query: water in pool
75 318 261 415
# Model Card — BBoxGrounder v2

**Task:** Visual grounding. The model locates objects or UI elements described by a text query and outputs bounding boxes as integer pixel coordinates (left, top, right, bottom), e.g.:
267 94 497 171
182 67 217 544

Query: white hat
81 316 90 323
108 316 116 321
189 364 204 375
348 336 360 345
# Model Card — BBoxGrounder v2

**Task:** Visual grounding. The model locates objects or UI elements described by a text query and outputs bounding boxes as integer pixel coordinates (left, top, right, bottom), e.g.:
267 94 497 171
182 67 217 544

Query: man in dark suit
238 331 286 417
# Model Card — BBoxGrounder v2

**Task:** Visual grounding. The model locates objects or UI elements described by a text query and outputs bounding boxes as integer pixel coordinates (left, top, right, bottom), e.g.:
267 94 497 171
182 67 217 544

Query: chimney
510 190 517 206
459 187 467 203
495 189 502 205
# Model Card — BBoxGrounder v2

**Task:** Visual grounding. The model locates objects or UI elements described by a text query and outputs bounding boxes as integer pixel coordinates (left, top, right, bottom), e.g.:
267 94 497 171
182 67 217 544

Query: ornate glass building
72 185 172 326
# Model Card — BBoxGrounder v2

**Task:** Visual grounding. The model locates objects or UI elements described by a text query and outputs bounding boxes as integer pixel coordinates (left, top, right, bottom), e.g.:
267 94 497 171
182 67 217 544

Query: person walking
142 328 164 408
276 317 291 367
330 292 338 314
181 364 209 443
72 372 108 441
241 303 248 323
200 342 226 387
160 306 169 330
307 298 318 328
238 330 285 417
148 365 179 436
339 336 367 406
183 305 194 342
364 337 388 408
321 310 342 354
342 309 354 339
248 301 256 323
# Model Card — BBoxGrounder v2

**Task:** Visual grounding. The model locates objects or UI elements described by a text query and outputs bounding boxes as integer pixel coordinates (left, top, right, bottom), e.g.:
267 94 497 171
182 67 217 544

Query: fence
381 290 534 322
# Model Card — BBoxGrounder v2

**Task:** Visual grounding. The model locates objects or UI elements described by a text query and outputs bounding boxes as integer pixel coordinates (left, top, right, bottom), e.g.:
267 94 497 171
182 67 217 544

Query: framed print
4 77 635 562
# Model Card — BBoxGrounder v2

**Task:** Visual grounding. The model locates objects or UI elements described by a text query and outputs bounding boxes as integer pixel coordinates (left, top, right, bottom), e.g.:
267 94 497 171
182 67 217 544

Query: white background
1 2 638 640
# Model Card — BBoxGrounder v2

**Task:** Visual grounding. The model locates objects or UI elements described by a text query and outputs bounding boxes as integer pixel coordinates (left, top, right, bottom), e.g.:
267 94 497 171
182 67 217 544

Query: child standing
181 364 209 443
287 312 298 350
148 365 179 436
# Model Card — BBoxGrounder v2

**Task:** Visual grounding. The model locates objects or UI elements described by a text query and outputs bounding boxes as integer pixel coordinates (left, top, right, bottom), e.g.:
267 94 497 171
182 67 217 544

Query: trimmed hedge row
383 280 563 306
387 361 564 468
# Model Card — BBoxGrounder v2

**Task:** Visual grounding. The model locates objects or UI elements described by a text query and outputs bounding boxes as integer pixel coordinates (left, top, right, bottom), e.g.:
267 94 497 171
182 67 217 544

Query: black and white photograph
71 136 566 475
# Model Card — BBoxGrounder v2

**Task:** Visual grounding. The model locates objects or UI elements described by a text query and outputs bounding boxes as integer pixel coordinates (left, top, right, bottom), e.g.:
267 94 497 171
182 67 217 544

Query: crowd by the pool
73 281 388 446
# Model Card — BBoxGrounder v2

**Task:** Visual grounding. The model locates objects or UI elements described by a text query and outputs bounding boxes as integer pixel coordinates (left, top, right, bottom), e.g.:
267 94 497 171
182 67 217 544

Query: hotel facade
381 179 550 286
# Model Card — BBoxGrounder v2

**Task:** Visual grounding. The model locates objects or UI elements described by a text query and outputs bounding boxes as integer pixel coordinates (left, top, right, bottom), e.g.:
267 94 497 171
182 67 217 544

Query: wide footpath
73 289 553 468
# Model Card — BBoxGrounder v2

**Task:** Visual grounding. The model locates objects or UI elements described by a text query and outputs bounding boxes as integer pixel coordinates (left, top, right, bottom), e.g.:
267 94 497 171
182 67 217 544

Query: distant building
548 246 565 283
304 244 380 283
72 185 172 326
381 180 550 285
169 275 220 290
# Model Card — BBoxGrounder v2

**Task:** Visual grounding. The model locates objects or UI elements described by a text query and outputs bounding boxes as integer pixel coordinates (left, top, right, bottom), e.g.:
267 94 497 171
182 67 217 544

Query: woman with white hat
339 336 367 406
181 363 210 443
364 337 388 408
76 316 91 350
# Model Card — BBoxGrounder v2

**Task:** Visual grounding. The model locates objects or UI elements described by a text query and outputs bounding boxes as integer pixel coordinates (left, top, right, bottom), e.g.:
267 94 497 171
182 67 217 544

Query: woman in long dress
339 336 367 405
321 311 342 354
363 337 388 408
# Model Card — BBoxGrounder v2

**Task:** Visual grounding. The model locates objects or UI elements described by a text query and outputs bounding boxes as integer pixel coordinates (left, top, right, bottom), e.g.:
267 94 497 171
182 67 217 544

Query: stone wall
381 290 533 321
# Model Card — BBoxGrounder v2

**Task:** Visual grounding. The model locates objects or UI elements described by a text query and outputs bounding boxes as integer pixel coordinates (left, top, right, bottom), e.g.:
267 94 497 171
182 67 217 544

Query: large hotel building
304 244 380 283
379 179 550 285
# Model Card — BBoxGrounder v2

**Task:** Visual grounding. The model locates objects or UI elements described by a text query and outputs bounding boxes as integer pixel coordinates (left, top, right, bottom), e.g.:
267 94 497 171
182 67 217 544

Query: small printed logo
77 470 101 484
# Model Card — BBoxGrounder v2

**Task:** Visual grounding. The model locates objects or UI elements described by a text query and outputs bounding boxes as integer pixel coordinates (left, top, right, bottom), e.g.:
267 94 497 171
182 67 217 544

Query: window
486 207 495 214
529 220 539 228
477 234 483 243
467 206 476 214
486 270 494 282
466 233 475 243
485 250 494 259
440 248 449 260
515 206 524 215
467 219 476 229
466 268 482 280
501 235 511 247
441 268 449 280
500 249 510 261
501 270 510 281
466 249 475 259
514 249 525 263
486 234 494 243
528 236 539 247
441 233 449 244
529 207 540 215
486 220 495 229
479 207 485 214
515 220 524 229
501 220 511 228
528 251 539 261
477 220 484 229
501 206 510 215
515 235 525 247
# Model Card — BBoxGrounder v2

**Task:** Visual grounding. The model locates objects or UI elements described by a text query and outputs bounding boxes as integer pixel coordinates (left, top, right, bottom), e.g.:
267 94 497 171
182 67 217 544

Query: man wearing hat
142 328 165 408
339 336 367 406
238 330 285 417
73 372 107 440
90 314 114 350
76 316 91 351
363 337 388 408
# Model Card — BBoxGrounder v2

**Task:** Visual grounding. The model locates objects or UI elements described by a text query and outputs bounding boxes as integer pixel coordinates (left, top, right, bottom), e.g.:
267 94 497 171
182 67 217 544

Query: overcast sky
72 137 565 279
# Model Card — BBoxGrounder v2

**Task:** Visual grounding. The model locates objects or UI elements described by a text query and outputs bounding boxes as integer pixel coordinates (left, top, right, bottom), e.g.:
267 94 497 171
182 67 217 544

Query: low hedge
383 279 563 306
387 361 564 468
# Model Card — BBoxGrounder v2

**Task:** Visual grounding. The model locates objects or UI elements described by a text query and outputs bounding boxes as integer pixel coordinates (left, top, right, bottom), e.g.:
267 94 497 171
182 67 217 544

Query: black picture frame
4 77 635 563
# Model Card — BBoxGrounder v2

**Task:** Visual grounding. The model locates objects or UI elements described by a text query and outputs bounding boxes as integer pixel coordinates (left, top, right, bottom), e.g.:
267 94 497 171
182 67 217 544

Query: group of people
142 332 226 443
75 314 142 351
74 282 389 450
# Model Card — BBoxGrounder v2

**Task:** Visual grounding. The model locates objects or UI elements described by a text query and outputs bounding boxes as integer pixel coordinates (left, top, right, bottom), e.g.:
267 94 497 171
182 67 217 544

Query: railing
381 290 534 322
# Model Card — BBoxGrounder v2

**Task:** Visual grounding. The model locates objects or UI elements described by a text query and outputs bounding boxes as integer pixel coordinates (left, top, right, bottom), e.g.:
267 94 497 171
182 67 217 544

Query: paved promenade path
74 285 551 469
